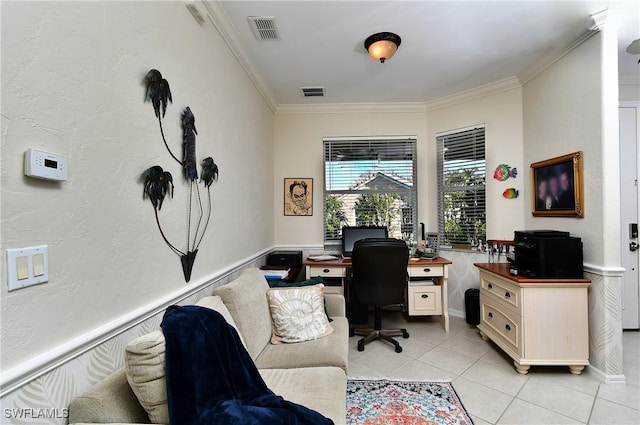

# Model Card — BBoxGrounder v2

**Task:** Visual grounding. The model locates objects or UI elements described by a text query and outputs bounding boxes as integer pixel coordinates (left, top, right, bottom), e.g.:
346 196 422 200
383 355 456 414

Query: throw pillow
266 276 333 321
267 284 334 344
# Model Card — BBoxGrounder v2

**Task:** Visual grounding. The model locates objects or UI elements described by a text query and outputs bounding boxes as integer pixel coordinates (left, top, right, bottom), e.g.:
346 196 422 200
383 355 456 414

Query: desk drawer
408 286 442 315
307 266 345 278
409 265 443 278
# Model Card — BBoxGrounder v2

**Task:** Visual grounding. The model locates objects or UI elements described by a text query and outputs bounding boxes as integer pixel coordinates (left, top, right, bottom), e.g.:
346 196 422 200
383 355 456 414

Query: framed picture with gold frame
284 178 313 216
531 151 584 217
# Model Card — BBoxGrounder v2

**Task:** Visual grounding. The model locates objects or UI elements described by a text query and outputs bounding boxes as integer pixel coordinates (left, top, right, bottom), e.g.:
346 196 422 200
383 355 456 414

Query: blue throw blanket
161 305 334 425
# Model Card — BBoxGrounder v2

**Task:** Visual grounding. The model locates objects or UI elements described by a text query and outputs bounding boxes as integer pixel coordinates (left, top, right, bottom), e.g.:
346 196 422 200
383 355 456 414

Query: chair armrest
324 293 346 317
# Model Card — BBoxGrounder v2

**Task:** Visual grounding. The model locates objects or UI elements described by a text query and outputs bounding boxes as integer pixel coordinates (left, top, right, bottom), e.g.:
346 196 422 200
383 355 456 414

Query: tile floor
348 311 640 424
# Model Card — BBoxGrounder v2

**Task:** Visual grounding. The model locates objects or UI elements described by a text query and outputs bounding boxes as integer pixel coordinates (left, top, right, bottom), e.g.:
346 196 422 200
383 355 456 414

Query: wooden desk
474 263 591 374
304 257 452 331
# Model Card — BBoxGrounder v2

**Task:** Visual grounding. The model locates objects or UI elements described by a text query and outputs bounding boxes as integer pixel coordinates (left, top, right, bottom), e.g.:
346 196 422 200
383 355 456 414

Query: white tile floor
348 311 640 425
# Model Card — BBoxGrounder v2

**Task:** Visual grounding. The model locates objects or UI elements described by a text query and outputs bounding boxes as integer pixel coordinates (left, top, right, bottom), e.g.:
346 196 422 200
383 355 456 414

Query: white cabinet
475 263 590 375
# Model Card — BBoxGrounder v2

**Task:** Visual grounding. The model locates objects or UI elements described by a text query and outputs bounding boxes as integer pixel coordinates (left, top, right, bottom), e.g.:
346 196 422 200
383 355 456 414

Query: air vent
301 87 325 97
248 16 280 40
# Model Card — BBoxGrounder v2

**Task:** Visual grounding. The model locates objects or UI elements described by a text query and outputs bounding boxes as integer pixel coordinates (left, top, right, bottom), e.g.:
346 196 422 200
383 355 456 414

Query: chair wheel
357 340 365 351
402 330 410 339
395 345 403 353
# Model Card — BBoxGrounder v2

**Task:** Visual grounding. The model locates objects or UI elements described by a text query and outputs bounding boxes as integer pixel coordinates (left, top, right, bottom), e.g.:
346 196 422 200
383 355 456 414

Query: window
436 126 486 248
323 137 418 246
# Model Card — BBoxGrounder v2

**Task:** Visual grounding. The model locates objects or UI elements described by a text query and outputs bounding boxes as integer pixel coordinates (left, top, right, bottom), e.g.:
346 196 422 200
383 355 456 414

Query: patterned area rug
346 379 473 425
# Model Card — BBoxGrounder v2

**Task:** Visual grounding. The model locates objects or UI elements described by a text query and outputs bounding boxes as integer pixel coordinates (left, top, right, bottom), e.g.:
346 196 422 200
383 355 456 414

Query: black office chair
350 238 410 353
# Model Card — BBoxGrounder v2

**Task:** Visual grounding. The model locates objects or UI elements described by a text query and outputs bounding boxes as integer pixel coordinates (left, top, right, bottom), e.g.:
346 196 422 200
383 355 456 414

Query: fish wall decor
503 188 519 199
494 164 517 181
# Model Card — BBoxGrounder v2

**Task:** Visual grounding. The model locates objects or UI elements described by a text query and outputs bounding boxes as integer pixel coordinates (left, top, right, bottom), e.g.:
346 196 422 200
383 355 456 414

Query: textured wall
273 111 428 246
273 88 524 247
522 31 624 378
426 87 525 239
1 0 273 381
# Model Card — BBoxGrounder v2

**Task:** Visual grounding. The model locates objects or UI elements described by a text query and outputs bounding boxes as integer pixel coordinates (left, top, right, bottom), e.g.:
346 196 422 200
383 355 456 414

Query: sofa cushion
195 295 248 349
124 296 241 424
255 317 349 372
212 267 273 359
260 367 347 425
124 330 167 424
68 368 149 424
267 284 334 344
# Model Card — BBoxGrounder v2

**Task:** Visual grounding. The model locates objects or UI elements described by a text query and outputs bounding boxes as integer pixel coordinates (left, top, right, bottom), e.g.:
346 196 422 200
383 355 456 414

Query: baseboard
448 309 466 319
588 365 627 385
0 246 274 397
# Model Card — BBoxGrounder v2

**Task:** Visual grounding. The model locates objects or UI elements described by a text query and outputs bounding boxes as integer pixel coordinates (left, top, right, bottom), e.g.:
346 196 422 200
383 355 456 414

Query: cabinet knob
323 269 330 273
423 268 431 273
505 292 511 298
488 283 493 289
421 294 429 299
505 324 511 331
488 312 493 318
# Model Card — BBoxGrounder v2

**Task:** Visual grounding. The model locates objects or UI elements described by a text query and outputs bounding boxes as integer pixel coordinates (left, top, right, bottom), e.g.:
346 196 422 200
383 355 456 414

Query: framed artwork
531 151 584 217
284 178 313 216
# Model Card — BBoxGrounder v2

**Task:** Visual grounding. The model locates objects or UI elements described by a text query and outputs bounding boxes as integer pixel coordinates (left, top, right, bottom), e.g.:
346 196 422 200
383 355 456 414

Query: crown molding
275 102 428 115
202 1 278 113
517 29 598 85
589 9 607 31
423 76 522 111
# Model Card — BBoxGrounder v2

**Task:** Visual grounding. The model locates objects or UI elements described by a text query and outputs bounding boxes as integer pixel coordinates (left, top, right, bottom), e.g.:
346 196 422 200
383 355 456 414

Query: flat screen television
341 226 388 258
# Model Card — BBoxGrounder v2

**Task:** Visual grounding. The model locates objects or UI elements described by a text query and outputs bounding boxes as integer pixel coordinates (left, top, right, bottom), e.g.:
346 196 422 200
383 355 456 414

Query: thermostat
24 149 68 181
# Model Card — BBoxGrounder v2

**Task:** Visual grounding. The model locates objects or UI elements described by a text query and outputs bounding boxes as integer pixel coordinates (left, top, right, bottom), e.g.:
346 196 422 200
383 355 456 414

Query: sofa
68 268 349 424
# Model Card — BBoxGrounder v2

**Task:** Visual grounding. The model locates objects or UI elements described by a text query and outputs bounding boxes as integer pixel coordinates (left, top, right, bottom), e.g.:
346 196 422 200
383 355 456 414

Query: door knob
630 242 638 252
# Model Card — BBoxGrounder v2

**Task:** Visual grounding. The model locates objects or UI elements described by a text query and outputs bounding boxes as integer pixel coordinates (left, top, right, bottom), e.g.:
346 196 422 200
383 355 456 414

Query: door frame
620 101 640 329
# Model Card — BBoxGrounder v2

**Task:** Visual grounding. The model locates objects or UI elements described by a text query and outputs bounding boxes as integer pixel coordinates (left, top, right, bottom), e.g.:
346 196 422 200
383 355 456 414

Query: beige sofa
69 268 349 424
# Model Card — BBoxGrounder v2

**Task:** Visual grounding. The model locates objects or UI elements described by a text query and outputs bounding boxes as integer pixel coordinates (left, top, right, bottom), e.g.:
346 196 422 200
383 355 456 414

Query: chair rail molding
0 246 275 397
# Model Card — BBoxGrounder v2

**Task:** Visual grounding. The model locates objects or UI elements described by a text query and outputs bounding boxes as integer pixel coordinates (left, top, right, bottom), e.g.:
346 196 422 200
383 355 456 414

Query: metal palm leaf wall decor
141 69 219 282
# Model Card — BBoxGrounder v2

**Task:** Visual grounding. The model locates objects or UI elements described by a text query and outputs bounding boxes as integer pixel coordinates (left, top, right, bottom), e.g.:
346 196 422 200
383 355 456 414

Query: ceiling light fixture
364 32 401 63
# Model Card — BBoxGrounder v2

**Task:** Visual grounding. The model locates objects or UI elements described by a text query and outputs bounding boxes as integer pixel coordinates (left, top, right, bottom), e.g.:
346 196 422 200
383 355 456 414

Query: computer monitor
341 226 388 258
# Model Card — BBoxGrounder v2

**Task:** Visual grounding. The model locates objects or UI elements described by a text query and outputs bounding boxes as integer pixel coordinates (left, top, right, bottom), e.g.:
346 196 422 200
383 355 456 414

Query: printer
511 230 583 279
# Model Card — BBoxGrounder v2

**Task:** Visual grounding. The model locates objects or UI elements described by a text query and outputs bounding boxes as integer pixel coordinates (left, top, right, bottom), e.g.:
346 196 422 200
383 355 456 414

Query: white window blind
436 127 486 247
323 138 418 245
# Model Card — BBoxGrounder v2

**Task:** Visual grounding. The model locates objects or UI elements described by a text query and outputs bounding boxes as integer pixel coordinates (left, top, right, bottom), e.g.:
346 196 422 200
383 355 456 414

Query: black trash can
465 288 480 325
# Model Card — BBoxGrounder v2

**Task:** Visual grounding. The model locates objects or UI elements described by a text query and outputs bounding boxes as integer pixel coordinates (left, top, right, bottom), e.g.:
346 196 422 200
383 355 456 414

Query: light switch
7 245 49 291
33 254 45 276
16 256 29 280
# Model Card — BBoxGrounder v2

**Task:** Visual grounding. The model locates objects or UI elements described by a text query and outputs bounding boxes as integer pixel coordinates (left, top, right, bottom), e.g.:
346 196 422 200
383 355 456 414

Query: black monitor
342 226 388 258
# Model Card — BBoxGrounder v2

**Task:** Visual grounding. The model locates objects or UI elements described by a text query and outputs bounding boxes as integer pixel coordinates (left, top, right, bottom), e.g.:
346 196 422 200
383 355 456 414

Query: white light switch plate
7 245 49 291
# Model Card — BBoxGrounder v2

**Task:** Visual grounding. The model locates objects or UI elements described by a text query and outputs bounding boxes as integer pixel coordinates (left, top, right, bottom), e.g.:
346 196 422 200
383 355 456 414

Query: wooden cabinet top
304 256 452 267
475 262 591 286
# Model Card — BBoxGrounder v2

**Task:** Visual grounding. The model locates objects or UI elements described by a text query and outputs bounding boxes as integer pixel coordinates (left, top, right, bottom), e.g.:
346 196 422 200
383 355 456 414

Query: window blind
436 127 486 247
323 138 418 245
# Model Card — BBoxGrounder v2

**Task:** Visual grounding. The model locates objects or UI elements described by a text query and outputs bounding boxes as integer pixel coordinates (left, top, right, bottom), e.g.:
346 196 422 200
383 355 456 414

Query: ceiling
214 1 640 107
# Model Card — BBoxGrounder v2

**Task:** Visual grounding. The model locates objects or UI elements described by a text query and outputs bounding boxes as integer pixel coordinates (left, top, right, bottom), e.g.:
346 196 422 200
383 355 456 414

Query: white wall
1 1 274 375
522 34 618 266
273 110 428 247
426 88 525 238
620 83 640 101
523 31 624 379
274 87 525 248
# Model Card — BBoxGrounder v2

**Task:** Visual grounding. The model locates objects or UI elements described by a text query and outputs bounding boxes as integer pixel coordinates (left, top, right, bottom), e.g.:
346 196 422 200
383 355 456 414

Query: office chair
350 238 410 353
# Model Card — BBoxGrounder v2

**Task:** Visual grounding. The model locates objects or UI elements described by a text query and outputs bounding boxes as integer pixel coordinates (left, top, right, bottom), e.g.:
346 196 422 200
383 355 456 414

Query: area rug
346 379 473 425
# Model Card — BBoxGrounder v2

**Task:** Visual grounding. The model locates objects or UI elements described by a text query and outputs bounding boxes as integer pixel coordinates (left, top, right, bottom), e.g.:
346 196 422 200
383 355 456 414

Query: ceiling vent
248 16 280 41
301 87 325 97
